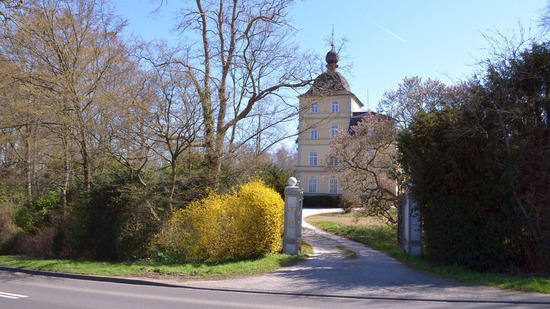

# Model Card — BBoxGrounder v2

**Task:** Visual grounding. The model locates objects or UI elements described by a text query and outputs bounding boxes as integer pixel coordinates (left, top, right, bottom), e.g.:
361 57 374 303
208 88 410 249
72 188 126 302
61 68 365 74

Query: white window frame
331 101 339 113
329 178 339 194
311 102 318 113
329 156 340 166
331 125 339 138
310 126 318 139
308 177 318 193
308 151 318 166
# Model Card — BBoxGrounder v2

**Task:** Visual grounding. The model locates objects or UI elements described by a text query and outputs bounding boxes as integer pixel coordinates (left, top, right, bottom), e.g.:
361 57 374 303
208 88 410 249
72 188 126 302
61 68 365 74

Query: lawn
306 213 550 295
0 243 311 280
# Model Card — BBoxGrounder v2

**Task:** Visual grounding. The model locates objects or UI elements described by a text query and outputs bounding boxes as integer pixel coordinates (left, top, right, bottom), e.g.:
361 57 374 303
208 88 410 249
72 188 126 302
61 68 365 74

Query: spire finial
326 25 339 71
331 24 335 49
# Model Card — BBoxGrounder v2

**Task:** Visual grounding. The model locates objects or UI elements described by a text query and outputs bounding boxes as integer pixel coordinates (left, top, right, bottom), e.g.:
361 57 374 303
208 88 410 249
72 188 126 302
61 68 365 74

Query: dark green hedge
398 110 520 272
302 195 341 208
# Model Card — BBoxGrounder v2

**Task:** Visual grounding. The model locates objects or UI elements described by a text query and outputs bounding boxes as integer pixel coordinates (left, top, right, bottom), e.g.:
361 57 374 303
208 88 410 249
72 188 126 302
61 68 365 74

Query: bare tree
1 0 133 193
169 0 315 189
272 145 296 173
0 0 23 22
136 43 203 211
378 76 461 130
326 113 399 223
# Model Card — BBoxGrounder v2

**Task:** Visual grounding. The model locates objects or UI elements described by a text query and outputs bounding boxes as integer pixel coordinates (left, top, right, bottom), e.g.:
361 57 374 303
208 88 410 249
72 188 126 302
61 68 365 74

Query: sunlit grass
308 219 550 294
336 244 358 259
0 243 311 279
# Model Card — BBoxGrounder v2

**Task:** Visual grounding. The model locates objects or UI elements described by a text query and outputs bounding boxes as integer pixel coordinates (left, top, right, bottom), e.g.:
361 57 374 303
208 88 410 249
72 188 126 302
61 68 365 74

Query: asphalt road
2 269 546 309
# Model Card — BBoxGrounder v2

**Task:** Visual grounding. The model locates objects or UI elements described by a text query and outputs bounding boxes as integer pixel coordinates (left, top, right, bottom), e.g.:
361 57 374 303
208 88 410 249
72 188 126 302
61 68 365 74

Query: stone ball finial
288 177 298 186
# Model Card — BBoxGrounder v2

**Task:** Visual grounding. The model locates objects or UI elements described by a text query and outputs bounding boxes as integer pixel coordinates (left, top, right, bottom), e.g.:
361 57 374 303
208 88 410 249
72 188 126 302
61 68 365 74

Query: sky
115 0 547 110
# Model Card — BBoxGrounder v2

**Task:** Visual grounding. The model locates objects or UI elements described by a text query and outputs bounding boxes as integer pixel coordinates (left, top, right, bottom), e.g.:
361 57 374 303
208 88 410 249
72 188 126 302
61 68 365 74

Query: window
331 101 339 113
310 126 318 139
331 125 339 138
308 177 318 193
329 178 339 194
311 102 318 113
329 156 340 166
309 151 318 166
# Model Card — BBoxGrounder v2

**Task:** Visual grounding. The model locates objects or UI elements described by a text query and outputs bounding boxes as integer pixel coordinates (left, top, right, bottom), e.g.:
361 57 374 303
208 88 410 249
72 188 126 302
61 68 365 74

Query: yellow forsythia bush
153 179 284 262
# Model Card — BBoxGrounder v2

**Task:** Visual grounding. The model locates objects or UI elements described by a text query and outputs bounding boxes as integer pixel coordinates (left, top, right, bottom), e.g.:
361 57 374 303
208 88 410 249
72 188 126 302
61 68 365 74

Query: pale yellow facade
297 89 364 195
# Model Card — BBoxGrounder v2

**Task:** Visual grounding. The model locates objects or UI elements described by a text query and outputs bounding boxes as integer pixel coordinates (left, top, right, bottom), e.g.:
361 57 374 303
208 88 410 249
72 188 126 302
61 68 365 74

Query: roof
349 111 394 131
299 71 354 97
349 111 377 129
299 47 364 108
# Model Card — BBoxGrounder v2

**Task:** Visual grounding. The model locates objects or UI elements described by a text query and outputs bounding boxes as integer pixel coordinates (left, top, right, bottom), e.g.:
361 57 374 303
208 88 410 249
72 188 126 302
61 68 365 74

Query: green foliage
398 109 519 272
71 169 169 261
153 179 284 262
14 189 62 233
482 42 550 271
396 40 550 272
14 208 34 232
0 182 27 209
393 41 550 273
258 164 294 198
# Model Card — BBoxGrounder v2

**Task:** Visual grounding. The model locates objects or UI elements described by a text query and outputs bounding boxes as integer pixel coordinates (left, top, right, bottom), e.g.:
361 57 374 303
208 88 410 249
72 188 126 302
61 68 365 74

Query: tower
297 47 365 196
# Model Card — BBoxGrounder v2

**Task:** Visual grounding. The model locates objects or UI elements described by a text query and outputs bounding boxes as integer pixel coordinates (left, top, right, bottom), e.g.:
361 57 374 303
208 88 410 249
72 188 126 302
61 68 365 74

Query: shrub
71 170 169 261
258 164 294 198
0 206 20 254
14 189 62 233
398 110 520 272
339 192 361 214
153 179 284 262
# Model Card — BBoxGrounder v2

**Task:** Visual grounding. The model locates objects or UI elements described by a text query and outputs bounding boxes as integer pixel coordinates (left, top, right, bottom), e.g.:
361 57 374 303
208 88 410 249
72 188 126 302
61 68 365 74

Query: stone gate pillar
398 191 423 256
283 177 303 255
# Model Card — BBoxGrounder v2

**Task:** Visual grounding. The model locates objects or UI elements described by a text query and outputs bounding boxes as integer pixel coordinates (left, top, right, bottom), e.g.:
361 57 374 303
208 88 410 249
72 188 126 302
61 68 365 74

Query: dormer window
331 101 339 113
311 102 318 113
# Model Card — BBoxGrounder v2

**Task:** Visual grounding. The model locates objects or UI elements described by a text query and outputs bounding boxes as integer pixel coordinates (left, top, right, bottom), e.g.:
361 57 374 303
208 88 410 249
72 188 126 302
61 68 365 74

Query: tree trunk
169 162 177 213
24 129 32 201
61 132 71 215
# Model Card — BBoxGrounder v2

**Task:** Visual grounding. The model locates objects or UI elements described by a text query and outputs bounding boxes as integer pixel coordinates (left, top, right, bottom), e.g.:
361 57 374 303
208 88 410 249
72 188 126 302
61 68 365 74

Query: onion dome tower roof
326 48 339 65
300 47 353 97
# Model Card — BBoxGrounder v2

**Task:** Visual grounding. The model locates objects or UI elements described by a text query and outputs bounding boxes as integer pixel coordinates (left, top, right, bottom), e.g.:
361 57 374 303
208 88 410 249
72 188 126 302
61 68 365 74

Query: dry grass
306 213 388 227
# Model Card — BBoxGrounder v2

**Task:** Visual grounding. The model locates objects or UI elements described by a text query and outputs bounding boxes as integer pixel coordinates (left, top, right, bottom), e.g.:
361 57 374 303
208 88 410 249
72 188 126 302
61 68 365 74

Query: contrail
366 17 407 43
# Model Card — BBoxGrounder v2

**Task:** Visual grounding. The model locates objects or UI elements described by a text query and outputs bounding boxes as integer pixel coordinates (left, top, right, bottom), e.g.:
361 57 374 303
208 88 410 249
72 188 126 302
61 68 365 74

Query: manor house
297 47 370 196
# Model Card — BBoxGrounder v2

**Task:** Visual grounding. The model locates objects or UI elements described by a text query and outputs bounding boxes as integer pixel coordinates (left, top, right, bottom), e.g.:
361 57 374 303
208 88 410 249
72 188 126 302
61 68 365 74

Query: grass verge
336 244 358 259
308 219 550 294
0 243 311 280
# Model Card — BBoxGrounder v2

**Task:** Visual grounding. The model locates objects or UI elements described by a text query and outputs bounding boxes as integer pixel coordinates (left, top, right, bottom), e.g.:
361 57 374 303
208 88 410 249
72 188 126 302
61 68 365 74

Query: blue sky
116 0 547 110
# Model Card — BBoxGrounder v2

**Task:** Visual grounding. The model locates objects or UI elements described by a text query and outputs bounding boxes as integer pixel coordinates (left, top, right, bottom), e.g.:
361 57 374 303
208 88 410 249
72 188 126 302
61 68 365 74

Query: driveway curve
190 208 550 306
